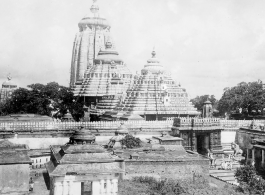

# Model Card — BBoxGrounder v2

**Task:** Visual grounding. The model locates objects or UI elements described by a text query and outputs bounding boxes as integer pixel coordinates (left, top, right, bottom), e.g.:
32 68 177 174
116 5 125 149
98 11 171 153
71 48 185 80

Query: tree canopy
0 82 84 121
217 81 265 116
190 95 218 112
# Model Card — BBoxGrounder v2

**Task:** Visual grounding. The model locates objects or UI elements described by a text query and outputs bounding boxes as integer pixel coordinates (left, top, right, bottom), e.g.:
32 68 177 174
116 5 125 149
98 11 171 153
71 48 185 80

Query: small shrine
69 126 96 145
0 75 18 103
46 128 125 195
107 123 129 149
153 133 183 146
61 110 74 122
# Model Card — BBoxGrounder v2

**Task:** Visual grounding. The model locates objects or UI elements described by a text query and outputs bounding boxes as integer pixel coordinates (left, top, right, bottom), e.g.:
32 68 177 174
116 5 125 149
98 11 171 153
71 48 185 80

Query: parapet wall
0 119 264 138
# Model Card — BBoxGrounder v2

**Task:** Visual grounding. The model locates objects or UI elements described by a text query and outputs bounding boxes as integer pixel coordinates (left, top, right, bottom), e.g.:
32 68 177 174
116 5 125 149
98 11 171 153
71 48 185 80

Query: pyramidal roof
72 41 133 97
97 50 200 119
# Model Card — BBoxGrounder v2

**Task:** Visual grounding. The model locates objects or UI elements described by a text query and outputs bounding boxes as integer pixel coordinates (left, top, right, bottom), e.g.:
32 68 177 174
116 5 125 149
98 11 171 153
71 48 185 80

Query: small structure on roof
0 140 31 195
99 110 125 121
46 129 125 195
107 123 129 149
61 110 74 122
120 112 144 121
69 126 96 145
153 133 183 146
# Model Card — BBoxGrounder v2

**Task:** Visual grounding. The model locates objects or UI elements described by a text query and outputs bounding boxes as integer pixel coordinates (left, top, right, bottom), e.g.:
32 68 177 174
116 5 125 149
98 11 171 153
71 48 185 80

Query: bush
120 135 141 148
235 165 265 194
119 176 244 195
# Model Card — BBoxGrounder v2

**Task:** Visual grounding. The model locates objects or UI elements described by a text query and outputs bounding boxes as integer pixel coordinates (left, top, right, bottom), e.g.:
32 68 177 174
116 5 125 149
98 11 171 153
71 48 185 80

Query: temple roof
111 50 200 117
152 136 183 142
0 140 29 150
60 153 115 164
0 150 31 165
60 144 106 154
47 162 123 176
70 128 96 142
2 75 17 88
78 0 110 29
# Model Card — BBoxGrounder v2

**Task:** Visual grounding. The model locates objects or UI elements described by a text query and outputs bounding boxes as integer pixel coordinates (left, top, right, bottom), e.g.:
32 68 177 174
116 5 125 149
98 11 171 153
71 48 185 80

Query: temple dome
2 76 17 88
78 0 110 30
141 50 164 75
95 42 122 63
69 127 96 144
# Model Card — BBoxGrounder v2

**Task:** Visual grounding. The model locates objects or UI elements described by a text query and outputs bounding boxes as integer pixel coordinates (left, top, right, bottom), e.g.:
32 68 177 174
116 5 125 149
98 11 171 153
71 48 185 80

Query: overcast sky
0 0 264 99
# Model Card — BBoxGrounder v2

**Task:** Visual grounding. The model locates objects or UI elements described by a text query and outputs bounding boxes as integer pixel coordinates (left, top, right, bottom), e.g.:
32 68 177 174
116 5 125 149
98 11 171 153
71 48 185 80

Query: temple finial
7 73 12 81
90 0 99 14
151 48 156 58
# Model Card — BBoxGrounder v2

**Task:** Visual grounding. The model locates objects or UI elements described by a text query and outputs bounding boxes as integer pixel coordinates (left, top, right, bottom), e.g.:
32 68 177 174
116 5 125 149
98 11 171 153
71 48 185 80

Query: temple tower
70 0 116 86
72 41 133 106
108 50 200 120
70 0 133 107
202 99 213 118
0 75 18 103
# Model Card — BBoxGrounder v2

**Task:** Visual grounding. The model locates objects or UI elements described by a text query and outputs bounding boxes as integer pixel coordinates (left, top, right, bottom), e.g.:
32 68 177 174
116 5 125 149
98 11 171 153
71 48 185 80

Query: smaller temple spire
90 0 99 14
151 50 156 58
7 73 12 81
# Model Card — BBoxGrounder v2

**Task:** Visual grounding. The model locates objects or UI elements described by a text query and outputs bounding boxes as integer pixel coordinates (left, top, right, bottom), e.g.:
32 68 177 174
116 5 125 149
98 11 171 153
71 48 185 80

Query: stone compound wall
0 119 263 134
124 160 209 180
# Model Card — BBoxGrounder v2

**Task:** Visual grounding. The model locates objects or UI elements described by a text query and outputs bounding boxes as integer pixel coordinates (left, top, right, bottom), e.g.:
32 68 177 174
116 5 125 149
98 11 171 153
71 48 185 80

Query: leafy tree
0 82 84 121
218 81 265 116
190 95 218 112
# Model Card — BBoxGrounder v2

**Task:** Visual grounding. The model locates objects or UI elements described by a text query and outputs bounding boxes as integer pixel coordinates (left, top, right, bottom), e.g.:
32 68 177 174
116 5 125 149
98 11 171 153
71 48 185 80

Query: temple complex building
172 118 223 154
70 1 198 121
70 0 133 106
0 75 18 103
46 128 124 195
98 50 199 120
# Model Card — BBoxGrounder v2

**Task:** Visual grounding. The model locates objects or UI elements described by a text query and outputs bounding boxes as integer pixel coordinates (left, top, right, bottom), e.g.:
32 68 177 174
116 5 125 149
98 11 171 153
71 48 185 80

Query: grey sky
0 0 264 99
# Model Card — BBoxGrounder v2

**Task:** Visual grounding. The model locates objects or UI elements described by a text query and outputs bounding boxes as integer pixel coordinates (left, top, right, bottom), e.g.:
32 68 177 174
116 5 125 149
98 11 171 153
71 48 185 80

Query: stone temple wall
124 160 209 180
0 119 262 133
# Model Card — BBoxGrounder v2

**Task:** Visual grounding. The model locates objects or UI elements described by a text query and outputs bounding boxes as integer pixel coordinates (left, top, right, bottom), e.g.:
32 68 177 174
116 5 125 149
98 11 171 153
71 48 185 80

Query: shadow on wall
43 172 50 190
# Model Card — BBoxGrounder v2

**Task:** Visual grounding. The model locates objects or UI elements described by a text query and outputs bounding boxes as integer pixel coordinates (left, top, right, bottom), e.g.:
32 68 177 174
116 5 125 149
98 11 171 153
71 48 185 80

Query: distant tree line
0 82 84 121
1 80 264 120
190 80 265 118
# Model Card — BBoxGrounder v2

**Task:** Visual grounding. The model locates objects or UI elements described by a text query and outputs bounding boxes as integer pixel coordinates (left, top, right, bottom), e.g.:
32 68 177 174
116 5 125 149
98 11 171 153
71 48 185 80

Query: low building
46 129 125 195
236 122 265 168
113 134 209 180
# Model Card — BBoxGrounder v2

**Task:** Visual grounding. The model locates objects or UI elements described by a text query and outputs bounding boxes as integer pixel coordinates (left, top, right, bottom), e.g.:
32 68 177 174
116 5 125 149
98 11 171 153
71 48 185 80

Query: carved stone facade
172 118 223 154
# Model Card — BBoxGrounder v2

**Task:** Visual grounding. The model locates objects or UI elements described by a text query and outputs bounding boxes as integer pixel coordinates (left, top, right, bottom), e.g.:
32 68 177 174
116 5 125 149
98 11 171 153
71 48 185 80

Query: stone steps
209 169 239 186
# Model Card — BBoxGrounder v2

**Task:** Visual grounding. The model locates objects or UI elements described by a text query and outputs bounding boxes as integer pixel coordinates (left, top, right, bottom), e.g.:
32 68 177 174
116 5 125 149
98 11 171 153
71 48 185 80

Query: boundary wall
0 119 264 134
